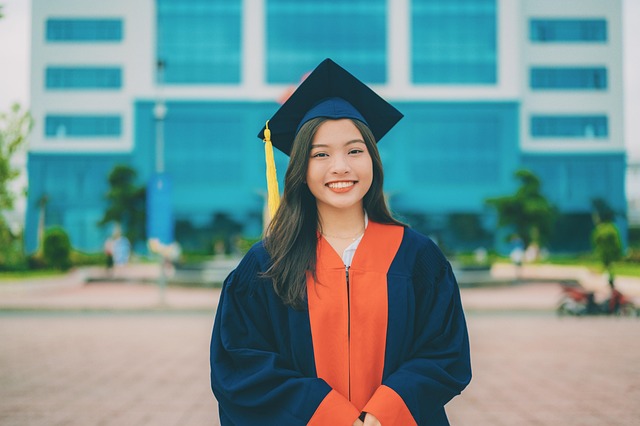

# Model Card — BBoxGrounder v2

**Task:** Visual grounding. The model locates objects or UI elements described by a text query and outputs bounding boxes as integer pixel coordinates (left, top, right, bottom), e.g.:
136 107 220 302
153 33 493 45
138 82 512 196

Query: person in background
103 234 115 276
210 59 471 425
111 230 130 277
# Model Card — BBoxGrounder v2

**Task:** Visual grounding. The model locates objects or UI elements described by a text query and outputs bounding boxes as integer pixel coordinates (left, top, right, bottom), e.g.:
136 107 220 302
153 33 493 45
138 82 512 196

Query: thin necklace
321 227 365 241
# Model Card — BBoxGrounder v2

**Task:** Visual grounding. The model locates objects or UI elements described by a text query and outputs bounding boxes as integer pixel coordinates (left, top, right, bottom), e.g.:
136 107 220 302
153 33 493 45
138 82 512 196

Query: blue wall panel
266 0 387 84
45 67 122 89
530 67 607 90
132 101 520 249
133 101 283 241
412 0 497 84
26 101 625 253
45 115 122 138
530 115 608 138
522 153 627 251
382 102 520 213
157 0 241 84
46 19 123 42
530 19 607 43
25 153 131 253
522 153 626 213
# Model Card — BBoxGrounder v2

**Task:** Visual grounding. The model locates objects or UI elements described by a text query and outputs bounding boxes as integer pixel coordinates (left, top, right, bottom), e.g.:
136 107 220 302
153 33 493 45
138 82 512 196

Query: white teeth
327 181 354 189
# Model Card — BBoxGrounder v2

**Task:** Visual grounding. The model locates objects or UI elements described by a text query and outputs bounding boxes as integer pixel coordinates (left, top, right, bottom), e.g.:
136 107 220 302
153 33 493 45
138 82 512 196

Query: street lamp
154 100 167 174
146 59 174 305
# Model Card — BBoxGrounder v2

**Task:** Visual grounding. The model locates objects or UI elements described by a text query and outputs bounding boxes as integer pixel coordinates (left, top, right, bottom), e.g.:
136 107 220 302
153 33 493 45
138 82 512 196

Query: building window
411 0 497 84
409 113 502 184
530 19 606 43
531 115 608 138
46 19 123 42
45 115 122 137
266 0 386 84
530 67 607 90
45 67 122 89
157 0 241 84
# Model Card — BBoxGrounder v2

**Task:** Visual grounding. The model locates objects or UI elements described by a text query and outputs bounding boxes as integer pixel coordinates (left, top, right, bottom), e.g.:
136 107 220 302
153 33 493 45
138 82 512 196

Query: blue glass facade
530 67 607 90
26 1 625 254
531 115 608 138
156 0 241 84
523 154 625 211
45 115 122 138
522 153 626 251
411 0 497 84
386 102 519 209
45 67 122 89
46 19 123 41
131 101 277 250
530 19 607 43
266 0 386 83
25 154 131 252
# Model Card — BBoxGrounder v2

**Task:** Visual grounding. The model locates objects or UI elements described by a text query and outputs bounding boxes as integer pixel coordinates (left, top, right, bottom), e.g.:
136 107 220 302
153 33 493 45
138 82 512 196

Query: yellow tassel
263 120 280 219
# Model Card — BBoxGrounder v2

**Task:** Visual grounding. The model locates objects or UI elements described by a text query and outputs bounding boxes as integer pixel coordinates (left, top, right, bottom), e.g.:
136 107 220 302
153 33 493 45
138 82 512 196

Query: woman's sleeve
210 250 360 425
363 253 472 425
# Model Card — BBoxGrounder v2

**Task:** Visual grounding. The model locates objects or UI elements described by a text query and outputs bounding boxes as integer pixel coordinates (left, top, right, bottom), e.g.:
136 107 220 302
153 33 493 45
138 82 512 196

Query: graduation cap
258 58 404 219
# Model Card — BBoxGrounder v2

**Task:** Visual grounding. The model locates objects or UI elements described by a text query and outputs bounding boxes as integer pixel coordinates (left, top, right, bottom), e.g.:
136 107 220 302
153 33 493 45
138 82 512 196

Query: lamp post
147 59 173 305
154 100 167 174
154 59 166 175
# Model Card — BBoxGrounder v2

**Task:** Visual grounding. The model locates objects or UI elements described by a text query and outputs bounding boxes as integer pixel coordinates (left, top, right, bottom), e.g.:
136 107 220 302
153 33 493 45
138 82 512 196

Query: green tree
486 169 556 248
43 227 72 271
592 222 622 277
591 197 617 224
98 165 146 246
0 104 33 268
591 198 623 280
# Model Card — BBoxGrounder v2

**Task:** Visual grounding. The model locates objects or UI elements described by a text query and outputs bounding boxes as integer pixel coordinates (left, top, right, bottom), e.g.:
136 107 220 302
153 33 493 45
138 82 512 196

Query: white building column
243 0 265 94
387 0 410 95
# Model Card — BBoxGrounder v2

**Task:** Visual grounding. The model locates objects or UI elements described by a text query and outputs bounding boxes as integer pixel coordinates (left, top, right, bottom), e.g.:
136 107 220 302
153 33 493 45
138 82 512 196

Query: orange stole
307 222 404 410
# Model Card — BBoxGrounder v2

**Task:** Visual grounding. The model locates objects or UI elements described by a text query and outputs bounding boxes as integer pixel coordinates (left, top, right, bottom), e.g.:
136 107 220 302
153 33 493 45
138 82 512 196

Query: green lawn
0 270 65 283
516 256 640 278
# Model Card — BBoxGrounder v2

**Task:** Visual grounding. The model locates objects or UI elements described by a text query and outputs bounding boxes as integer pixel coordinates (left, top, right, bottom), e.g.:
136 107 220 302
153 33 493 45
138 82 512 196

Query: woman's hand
363 413 381 426
352 419 364 426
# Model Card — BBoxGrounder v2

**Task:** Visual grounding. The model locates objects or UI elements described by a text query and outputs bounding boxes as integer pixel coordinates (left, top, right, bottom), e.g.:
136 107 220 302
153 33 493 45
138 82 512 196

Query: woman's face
305 119 373 214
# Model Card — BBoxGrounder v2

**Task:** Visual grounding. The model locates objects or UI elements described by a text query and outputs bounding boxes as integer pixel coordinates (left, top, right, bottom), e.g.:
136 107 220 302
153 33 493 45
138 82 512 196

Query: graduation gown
210 221 471 425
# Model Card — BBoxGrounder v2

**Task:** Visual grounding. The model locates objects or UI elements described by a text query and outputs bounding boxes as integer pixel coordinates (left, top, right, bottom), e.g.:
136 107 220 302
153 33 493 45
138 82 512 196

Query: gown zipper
346 265 351 400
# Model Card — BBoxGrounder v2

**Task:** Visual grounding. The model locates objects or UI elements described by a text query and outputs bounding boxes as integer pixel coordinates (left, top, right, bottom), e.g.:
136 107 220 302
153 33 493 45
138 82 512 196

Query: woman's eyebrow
311 139 365 149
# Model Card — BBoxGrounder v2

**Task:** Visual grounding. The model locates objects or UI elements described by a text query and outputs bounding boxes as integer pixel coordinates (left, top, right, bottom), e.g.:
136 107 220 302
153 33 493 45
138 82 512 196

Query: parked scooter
557 280 638 316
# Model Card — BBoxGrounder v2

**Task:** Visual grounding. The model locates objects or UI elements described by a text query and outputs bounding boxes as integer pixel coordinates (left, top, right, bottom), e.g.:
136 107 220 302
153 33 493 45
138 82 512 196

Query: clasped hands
353 412 381 426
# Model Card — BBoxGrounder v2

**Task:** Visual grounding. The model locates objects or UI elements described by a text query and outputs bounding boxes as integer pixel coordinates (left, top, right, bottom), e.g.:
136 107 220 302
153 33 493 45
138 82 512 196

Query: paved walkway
2 261 638 312
1 263 639 425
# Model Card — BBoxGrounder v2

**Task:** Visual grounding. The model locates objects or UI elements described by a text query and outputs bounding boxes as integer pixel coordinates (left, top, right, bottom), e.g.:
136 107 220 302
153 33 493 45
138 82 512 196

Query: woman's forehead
312 119 364 146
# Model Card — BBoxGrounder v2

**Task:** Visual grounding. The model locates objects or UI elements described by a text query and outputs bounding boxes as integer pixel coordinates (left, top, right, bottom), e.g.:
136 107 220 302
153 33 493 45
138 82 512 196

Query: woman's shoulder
243 240 271 266
401 226 442 251
370 221 443 257
399 226 449 270
225 240 272 289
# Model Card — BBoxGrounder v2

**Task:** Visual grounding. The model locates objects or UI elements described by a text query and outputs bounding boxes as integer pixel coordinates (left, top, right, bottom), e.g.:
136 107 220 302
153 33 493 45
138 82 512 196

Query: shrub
591 222 622 272
43 227 72 270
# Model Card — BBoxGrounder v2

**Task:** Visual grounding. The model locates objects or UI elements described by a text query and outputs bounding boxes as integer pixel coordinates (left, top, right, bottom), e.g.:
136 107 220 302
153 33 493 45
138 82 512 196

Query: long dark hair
264 117 403 309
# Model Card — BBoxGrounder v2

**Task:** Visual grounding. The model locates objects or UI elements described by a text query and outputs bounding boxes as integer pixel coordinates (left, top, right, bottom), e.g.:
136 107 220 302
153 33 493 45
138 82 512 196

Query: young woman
210 59 471 426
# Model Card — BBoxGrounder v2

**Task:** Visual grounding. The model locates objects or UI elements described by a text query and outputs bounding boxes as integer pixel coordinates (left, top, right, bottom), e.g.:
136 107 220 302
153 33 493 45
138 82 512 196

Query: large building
26 0 626 254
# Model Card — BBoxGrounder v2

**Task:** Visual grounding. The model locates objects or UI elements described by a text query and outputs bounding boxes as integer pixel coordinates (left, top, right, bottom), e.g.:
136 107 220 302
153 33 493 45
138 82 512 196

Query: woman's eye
349 149 364 155
312 152 328 158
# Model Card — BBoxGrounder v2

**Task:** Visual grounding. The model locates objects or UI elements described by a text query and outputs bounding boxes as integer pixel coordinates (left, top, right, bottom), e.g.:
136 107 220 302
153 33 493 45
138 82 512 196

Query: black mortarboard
258 58 403 156
258 58 403 219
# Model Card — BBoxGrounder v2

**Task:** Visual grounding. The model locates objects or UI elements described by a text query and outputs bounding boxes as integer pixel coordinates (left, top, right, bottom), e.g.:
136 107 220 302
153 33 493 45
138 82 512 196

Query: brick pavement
1 264 640 425
0 312 219 426
1 311 638 426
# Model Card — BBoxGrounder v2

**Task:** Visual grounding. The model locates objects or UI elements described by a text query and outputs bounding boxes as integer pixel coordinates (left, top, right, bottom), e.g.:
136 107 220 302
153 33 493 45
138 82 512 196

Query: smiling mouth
326 181 355 189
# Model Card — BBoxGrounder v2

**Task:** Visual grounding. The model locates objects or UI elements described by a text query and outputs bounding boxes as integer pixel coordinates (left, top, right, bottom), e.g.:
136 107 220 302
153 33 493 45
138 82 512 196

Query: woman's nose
330 154 351 174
